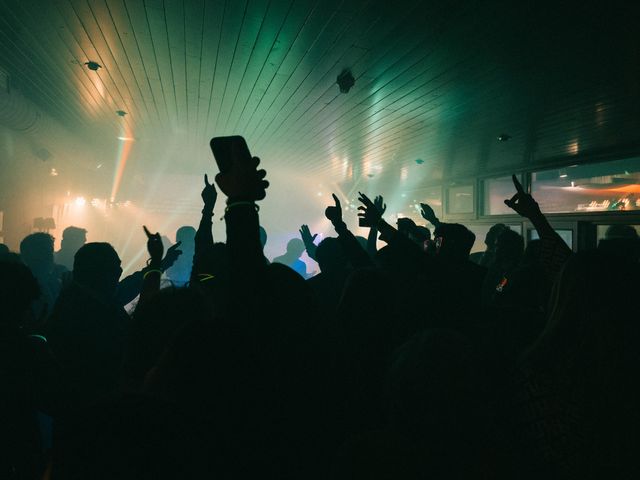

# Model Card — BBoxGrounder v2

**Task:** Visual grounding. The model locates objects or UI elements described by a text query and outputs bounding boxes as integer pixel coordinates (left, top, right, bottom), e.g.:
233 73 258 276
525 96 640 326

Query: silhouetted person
47 243 129 404
307 237 350 313
598 224 640 262
482 228 524 305
0 260 64 479
272 238 307 278
469 223 507 267
0 243 9 256
20 232 65 321
165 226 195 287
55 226 87 271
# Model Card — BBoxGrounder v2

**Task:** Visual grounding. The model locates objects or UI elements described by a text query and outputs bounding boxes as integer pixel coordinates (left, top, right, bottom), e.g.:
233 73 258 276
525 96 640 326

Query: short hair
73 243 121 281
175 226 196 243
0 259 40 323
605 225 638 240
286 238 304 256
62 226 87 241
20 233 54 265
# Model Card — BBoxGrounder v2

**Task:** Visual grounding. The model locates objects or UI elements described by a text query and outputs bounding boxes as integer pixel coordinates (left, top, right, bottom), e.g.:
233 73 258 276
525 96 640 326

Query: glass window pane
447 185 474 214
528 228 573 249
483 175 521 215
531 157 640 213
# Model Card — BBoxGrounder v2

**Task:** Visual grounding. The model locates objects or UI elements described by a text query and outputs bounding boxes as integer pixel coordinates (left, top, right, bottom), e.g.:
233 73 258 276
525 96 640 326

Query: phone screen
210 136 251 174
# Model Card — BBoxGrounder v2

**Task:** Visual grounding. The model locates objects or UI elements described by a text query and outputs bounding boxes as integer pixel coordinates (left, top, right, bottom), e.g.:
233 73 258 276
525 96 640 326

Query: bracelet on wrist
143 269 163 280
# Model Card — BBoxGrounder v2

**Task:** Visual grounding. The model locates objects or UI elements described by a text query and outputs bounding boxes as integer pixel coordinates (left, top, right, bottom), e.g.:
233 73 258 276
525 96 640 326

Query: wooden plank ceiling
0 0 639 193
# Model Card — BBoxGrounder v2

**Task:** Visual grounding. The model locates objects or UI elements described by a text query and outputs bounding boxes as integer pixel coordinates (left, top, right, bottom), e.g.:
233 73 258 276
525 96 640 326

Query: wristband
143 269 163 280
197 273 216 282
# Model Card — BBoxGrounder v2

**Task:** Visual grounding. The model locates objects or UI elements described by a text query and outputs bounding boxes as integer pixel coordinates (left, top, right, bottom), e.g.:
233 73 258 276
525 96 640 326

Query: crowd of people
1 149 639 479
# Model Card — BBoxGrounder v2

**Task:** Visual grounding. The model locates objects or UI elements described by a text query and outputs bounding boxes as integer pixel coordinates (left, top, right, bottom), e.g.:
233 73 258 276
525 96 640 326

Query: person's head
61 226 87 253
73 243 122 297
416 226 431 242
0 243 9 255
495 228 524 269
485 223 507 251
175 226 196 247
0 259 40 326
20 232 54 274
434 223 475 261
397 218 417 235
315 237 348 274
599 225 640 262
605 225 639 240
259 226 268 248
285 238 305 258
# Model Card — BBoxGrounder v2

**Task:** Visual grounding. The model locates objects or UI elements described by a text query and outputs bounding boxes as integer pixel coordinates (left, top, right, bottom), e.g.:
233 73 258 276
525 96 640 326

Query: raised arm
326 193 373 269
299 224 318 261
191 174 217 282
136 226 165 308
420 202 441 229
116 240 181 306
504 174 572 277
215 155 269 285
366 195 386 257
358 192 425 262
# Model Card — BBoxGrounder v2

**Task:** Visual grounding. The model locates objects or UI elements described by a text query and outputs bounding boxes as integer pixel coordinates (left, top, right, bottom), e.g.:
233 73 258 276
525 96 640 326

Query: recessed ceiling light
497 134 511 142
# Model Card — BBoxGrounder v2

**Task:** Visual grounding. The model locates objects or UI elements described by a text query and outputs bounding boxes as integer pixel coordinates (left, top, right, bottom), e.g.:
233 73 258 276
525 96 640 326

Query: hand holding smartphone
210 135 268 201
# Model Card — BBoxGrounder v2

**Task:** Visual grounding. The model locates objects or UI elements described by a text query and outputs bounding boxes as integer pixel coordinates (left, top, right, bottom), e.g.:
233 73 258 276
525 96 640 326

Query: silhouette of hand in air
420 203 439 226
201 174 218 209
357 192 384 227
374 195 387 216
325 194 343 224
504 175 541 219
161 242 183 271
143 226 164 264
215 156 269 202
299 224 318 245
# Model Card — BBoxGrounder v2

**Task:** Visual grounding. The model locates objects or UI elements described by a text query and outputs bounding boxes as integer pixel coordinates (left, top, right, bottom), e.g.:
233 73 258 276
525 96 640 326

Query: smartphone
210 136 252 174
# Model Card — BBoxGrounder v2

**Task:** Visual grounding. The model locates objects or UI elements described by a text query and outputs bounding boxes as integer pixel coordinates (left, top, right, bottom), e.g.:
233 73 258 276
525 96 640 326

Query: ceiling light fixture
497 134 511 142
337 69 355 93
84 61 102 71
116 110 127 116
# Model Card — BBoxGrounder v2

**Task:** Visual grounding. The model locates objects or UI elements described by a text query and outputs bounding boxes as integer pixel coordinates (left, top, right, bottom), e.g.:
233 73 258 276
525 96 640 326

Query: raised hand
201 174 218 209
504 175 541 219
161 242 183 271
420 203 439 226
374 195 387 216
299 224 318 245
143 225 163 264
215 155 269 202
357 192 383 227
325 194 343 224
